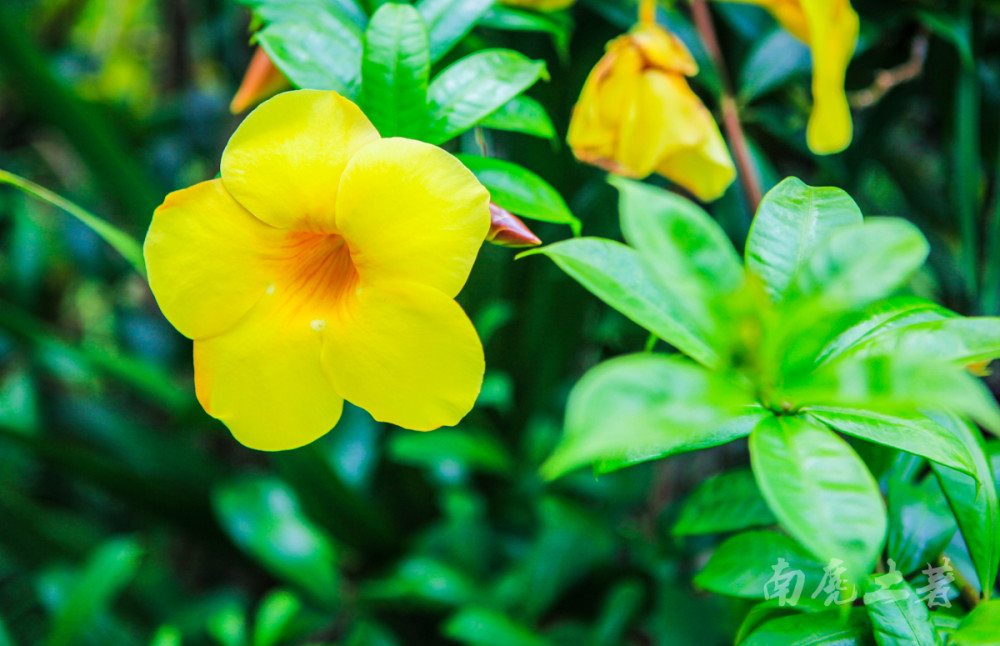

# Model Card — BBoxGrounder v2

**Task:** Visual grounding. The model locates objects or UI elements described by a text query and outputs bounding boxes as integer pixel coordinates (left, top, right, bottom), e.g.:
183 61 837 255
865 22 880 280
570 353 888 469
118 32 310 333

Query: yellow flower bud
726 0 859 155
567 23 736 202
230 47 291 114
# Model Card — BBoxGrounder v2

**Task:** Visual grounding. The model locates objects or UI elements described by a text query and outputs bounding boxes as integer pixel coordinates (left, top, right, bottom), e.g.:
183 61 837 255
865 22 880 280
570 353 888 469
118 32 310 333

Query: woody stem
688 0 763 212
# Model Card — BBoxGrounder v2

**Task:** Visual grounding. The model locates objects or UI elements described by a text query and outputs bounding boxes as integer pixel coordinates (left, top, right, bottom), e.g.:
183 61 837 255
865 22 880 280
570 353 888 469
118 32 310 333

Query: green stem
0 169 146 278
952 3 979 306
980 133 1000 315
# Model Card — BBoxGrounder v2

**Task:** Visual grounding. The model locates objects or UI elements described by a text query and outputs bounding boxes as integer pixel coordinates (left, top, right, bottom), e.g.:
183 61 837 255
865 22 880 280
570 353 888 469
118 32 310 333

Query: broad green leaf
479 6 573 59
444 607 552 646
806 407 976 477
738 28 810 103
359 3 430 138
816 297 955 366
386 428 513 476
735 601 800 645
791 356 1000 435
426 49 547 143
673 468 776 536
884 476 957 576
741 609 872 645
255 5 364 98
456 155 578 231
595 409 767 474
694 530 827 599
241 0 367 31
45 537 143 646
477 95 556 141
148 625 181 646
253 590 301 646
750 416 887 580
950 600 1000 645
0 169 145 277
361 557 479 608
523 239 718 366
207 604 246 646
613 177 743 294
213 476 339 605
789 219 930 311
863 577 941 646
745 177 863 300
542 354 750 479
930 412 1000 599
416 0 493 63
845 317 1000 367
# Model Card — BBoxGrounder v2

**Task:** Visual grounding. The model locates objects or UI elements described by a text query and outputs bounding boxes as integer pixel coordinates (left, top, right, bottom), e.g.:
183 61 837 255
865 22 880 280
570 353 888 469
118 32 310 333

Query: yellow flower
567 22 736 202
727 0 859 154
144 90 490 451
500 0 576 10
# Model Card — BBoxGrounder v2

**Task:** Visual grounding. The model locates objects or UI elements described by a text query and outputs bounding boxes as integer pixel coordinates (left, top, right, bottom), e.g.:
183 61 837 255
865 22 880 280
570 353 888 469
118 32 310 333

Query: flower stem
688 0 763 212
638 0 657 26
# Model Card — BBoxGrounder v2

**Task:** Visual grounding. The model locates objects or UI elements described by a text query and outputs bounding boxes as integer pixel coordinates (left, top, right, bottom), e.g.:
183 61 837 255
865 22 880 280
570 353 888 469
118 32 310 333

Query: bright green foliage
533 177 1000 642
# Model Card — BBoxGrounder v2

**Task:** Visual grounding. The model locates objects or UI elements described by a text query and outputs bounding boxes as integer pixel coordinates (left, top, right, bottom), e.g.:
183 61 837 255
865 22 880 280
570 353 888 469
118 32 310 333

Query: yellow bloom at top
567 21 736 202
144 90 491 451
728 0 859 154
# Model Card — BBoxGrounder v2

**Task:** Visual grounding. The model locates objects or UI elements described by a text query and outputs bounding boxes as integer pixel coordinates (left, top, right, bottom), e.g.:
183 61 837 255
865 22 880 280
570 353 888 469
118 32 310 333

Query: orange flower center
271 231 360 316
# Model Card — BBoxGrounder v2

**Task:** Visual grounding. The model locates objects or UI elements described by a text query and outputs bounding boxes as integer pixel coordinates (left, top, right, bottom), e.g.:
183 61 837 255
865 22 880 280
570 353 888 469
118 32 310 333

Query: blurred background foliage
2 0 1000 644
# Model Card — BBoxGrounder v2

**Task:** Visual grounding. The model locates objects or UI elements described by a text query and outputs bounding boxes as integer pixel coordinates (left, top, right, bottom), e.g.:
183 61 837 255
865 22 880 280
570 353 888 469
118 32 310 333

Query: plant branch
688 0 763 212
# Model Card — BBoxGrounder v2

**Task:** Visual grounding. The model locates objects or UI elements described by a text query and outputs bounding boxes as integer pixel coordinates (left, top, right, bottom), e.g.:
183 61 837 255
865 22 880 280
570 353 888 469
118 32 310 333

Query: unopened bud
487 203 542 248
230 47 291 114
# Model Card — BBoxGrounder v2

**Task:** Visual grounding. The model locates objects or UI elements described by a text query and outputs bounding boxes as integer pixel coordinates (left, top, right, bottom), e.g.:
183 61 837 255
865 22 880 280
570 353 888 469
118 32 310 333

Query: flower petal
617 71 702 178
221 90 380 230
656 112 736 202
321 282 484 431
801 0 858 155
144 179 280 340
194 297 343 451
335 138 490 298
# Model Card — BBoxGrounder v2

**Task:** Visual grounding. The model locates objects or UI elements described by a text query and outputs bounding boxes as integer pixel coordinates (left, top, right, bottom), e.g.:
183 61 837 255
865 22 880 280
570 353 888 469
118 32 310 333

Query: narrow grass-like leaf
0 169 145 277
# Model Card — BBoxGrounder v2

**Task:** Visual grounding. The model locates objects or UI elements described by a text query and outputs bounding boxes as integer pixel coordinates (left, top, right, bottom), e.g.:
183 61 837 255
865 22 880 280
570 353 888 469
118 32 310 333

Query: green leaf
595 409 767 474
213 476 339 605
791 356 1000 435
45 537 143 646
613 177 743 294
361 557 479 608
479 6 573 59
590 580 643 646
749 416 887 580
386 428 513 476
844 317 1000 367
738 28 810 103
863 577 941 646
694 530 827 599
745 177 863 300
522 239 718 366
0 169 145 277
416 0 493 63
930 412 1000 599
425 49 546 144
542 354 750 479
456 155 577 231
477 95 556 141
359 3 430 138
253 590 301 646
806 407 976 477
735 601 800 645
255 5 364 98
789 219 930 312
673 468 776 536
950 600 1000 645
816 297 955 366
242 0 368 31
444 607 552 646
884 475 956 576
741 609 872 645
